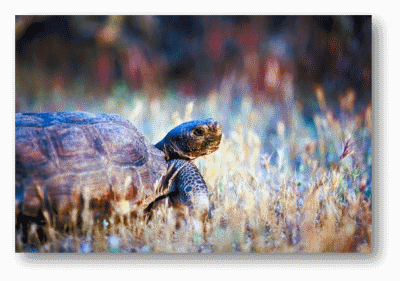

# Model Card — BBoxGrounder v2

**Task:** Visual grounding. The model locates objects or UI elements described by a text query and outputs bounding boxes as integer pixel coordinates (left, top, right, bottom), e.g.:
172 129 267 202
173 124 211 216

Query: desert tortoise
15 112 222 223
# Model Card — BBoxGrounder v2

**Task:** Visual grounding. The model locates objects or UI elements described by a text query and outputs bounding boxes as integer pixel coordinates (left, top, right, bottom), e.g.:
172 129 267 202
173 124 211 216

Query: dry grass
15 88 372 253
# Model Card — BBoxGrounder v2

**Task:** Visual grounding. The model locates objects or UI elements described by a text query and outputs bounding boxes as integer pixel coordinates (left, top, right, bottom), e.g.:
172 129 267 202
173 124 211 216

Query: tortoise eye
193 127 205 136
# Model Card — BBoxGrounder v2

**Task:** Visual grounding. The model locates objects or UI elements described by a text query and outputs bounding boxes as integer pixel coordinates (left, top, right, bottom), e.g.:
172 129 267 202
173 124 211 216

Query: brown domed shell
15 112 168 222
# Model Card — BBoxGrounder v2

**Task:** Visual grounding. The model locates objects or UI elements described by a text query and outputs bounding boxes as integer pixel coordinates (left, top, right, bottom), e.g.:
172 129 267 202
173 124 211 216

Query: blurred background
15 16 371 112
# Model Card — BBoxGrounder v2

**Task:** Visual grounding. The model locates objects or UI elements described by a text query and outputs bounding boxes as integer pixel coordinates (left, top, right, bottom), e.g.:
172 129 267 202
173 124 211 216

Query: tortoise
15 112 222 225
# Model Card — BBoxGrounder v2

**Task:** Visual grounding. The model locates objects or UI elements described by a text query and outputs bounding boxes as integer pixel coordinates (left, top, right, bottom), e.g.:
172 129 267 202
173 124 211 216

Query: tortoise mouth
203 139 218 148
207 146 219 154
201 138 221 154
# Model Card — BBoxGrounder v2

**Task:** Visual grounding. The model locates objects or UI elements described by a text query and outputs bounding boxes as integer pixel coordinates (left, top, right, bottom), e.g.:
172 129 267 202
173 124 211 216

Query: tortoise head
155 118 222 160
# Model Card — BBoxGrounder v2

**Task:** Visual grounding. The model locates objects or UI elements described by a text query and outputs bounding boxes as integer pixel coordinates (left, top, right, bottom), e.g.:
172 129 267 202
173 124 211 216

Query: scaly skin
153 119 221 216
155 119 222 160
167 159 211 213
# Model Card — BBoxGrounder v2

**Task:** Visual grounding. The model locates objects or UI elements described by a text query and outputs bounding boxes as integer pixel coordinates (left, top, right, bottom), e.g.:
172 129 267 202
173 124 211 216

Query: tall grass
15 88 372 253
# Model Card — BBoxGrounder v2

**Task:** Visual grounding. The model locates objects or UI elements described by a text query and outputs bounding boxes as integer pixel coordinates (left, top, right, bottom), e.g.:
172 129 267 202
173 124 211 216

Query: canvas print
15 16 372 253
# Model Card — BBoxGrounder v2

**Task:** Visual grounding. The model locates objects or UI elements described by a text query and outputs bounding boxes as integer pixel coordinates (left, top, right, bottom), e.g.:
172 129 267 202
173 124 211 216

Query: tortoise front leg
144 159 212 218
167 159 212 218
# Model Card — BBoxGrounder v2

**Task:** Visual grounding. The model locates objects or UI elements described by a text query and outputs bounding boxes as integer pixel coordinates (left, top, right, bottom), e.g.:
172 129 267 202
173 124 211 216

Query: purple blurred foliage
15 15 371 111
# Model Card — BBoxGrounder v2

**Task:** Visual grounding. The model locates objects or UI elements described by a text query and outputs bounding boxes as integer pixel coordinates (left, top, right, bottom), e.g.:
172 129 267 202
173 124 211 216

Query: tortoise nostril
213 122 222 134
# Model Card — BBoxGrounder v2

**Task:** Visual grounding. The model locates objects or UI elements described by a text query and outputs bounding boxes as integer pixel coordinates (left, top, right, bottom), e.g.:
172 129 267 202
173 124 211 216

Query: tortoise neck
155 139 173 160
154 139 164 151
155 138 183 160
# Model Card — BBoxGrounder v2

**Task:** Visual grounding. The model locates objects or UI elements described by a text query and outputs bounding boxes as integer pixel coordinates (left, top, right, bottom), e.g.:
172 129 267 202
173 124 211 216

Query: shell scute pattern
15 112 168 219
15 127 50 167
99 124 150 166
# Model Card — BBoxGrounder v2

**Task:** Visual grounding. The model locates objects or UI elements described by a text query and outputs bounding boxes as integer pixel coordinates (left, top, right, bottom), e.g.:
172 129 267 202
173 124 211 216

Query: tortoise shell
15 112 168 222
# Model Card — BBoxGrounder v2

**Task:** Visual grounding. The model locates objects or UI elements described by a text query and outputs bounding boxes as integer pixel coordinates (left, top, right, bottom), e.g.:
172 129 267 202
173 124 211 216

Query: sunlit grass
15 88 372 253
